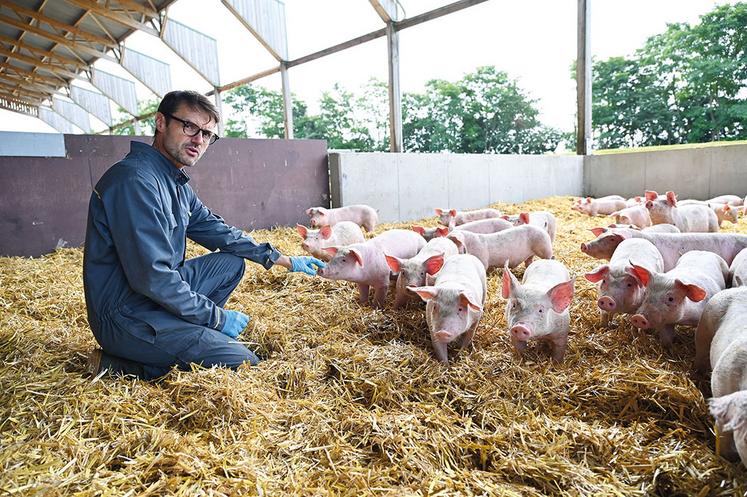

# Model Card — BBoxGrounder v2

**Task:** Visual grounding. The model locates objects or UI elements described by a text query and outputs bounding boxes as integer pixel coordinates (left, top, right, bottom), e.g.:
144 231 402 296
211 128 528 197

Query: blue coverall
83 141 280 379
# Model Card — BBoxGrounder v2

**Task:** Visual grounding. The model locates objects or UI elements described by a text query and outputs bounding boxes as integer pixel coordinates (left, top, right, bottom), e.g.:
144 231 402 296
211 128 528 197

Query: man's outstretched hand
289 255 326 276
221 310 250 338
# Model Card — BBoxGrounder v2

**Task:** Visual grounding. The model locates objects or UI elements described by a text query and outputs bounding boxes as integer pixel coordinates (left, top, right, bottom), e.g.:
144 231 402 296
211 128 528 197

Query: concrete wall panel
587 144 747 200
397 153 448 222
330 152 584 223
709 144 747 198
447 154 491 212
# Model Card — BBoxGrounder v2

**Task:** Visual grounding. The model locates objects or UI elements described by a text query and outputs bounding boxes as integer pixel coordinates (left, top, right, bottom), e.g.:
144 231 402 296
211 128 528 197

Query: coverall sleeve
185 187 281 270
102 171 226 330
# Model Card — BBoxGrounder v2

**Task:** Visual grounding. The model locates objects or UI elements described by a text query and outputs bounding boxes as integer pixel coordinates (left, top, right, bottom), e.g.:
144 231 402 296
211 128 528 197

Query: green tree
591 3 747 149
111 98 158 136
404 66 561 154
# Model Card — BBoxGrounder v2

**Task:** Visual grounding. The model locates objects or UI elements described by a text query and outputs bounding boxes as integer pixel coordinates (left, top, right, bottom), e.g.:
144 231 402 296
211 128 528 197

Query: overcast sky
0 0 737 134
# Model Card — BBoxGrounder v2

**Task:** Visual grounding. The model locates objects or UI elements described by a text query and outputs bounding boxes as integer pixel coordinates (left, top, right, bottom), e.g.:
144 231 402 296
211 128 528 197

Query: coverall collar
131 141 191 186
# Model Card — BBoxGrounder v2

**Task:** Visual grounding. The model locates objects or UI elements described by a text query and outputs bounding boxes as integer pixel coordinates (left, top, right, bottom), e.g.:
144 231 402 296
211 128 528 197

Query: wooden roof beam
64 0 160 36
0 14 117 62
3 2 117 48
0 61 68 86
113 0 159 19
0 33 88 70
0 47 82 80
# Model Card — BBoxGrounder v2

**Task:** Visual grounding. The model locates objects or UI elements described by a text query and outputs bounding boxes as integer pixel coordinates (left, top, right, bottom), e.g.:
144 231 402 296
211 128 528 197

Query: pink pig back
321 204 379 232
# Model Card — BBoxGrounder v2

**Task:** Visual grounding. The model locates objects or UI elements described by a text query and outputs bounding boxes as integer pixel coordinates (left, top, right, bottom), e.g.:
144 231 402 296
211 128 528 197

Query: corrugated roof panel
161 18 220 86
121 47 172 97
70 85 112 126
91 67 138 115
38 106 74 133
224 0 288 60
53 97 91 132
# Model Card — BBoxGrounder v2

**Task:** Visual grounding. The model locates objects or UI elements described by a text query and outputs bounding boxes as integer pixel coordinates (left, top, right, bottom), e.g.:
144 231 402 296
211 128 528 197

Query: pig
584 238 664 327
385 237 459 308
571 196 627 216
306 204 378 232
710 390 747 467
456 217 514 234
708 194 744 206
408 254 487 363
502 260 575 363
296 222 365 262
709 202 740 226
435 208 503 230
607 223 680 233
625 196 643 207
317 229 425 307
643 190 719 232
691 287 747 463
629 250 729 348
411 225 450 241
580 228 747 270
729 248 747 287
609 205 651 229
503 211 557 242
446 224 553 271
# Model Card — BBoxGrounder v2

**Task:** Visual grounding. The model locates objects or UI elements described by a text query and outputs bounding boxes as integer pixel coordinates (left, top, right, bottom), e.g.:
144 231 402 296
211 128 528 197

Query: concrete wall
0 134 328 257
329 152 584 223
585 143 747 199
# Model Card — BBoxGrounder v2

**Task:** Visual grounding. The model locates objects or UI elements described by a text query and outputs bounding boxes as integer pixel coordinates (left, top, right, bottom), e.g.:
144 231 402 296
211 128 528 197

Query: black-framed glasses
165 113 220 145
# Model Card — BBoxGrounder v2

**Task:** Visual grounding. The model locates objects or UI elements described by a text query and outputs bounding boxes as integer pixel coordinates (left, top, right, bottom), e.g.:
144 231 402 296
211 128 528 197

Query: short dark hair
156 90 220 134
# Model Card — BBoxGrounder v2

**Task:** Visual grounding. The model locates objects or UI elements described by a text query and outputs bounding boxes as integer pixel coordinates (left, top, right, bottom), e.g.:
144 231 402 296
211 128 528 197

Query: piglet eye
538 309 543 313
668 296 674 302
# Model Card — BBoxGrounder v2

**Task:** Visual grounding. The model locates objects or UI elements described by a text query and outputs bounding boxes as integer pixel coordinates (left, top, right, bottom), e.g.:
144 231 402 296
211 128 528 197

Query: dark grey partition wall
0 135 329 257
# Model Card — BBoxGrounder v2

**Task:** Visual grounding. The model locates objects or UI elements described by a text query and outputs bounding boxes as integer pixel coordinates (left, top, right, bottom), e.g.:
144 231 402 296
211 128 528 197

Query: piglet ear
584 265 609 283
323 246 339 257
635 196 641 202
501 215 510 220
501 262 520 299
645 190 658 201
434 208 443 216
724 204 731 212
666 191 677 206
519 212 530 225
590 227 607 237
627 261 651 287
449 209 457 217
296 224 308 238
408 286 437 302
349 248 364 267
436 227 450 237
411 225 426 236
460 293 483 312
320 225 333 239
424 253 445 275
675 279 707 302
385 254 401 273
586 197 592 203
547 279 574 313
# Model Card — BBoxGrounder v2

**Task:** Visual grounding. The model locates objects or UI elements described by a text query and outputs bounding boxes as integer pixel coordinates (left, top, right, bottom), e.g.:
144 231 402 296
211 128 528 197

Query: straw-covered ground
2 196 747 496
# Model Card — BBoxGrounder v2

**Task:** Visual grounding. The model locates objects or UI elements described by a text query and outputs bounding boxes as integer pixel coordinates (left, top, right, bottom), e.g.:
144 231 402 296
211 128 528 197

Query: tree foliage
111 99 158 136
224 67 559 154
592 3 747 149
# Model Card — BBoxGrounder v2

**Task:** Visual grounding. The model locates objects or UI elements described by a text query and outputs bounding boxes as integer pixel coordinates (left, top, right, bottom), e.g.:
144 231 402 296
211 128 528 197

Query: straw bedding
1 196 746 496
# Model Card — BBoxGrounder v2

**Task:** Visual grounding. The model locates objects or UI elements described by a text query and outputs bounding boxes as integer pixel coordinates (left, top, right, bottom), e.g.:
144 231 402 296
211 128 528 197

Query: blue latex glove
289 255 326 276
221 310 250 338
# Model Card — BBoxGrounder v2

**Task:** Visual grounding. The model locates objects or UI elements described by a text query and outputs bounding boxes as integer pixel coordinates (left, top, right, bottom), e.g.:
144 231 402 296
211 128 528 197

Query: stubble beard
167 141 203 168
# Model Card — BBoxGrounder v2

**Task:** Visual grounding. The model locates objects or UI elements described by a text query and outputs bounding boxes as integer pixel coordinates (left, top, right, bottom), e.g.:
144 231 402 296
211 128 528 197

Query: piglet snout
511 324 532 341
597 296 616 311
630 314 649 329
580 243 589 254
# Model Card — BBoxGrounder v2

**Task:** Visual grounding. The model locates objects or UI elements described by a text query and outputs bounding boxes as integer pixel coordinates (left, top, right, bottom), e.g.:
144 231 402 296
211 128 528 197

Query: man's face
154 104 216 168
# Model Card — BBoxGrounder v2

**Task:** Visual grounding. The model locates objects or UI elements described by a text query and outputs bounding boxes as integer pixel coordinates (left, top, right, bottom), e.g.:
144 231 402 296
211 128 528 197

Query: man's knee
215 252 245 282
